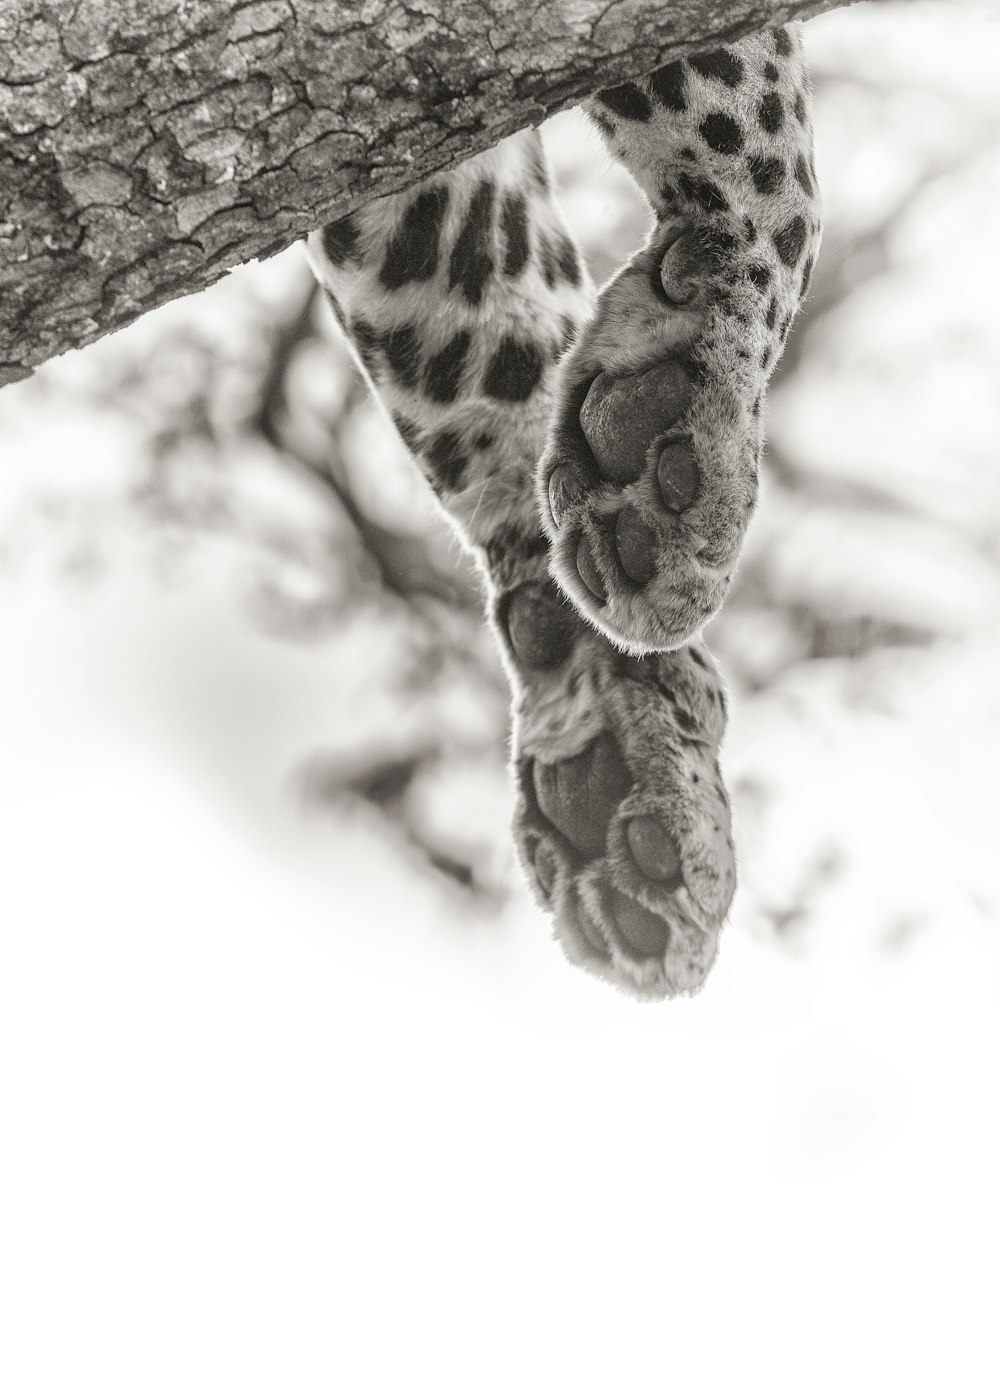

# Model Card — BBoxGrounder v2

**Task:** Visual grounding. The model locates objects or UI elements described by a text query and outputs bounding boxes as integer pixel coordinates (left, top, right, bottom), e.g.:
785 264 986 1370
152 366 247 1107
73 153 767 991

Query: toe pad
607 888 671 959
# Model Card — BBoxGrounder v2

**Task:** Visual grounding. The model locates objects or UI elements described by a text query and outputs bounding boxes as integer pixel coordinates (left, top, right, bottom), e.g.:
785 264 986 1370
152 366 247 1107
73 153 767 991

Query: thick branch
0 0 850 386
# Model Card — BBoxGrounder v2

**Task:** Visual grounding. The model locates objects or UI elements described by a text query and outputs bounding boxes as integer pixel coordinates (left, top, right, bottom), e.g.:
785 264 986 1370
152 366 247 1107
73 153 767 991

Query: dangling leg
540 25 821 652
307 131 735 998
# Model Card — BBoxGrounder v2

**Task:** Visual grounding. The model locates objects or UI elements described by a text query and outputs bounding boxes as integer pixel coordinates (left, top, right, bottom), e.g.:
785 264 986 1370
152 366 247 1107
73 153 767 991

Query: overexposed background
2 3 999 1396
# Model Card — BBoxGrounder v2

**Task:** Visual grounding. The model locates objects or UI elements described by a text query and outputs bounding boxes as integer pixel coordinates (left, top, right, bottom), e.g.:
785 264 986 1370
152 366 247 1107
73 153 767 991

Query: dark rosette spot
748 154 784 195
351 316 381 376
321 213 359 266
482 337 544 401
500 192 530 277
424 431 467 491
699 112 744 155
773 215 808 267
689 48 744 88
597 82 652 122
380 185 449 289
448 179 496 305
485 525 547 575
678 173 729 214
758 93 784 134
381 323 420 389
393 414 421 452
555 234 582 287
424 330 471 402
649 62 686 111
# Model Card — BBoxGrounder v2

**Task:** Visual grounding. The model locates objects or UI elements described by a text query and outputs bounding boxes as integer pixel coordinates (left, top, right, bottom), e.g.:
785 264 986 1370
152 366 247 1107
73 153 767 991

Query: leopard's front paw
539 218 774 654
503 594 736 998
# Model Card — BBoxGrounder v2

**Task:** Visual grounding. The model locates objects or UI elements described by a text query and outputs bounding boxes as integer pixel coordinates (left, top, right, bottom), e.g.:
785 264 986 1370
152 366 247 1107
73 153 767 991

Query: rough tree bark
0 0 851 387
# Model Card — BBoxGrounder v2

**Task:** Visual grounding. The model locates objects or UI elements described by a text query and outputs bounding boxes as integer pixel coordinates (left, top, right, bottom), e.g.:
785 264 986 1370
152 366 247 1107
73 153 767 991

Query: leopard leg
540 25 821 653
307 131 735 998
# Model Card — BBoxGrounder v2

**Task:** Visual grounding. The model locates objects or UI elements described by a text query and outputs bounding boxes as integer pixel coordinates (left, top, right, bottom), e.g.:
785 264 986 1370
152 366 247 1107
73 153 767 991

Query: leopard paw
539 216 772 654
501 586 736 999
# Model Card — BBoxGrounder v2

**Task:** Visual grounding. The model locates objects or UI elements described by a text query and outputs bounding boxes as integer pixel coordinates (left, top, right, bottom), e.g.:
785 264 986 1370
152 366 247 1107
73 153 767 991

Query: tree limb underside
0 0 851 385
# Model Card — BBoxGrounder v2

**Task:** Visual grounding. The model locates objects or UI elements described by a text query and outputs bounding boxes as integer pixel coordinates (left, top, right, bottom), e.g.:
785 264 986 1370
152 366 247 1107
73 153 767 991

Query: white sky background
2 4 1000 1396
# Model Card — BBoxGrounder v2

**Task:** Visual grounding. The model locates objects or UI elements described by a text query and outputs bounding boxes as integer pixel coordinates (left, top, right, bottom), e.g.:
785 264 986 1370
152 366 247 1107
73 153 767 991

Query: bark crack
0 0 847 386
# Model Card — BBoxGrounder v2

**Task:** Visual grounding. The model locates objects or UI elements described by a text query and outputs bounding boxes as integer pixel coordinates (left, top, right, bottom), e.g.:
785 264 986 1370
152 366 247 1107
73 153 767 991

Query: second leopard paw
511 633 736 1000
539 218 785 654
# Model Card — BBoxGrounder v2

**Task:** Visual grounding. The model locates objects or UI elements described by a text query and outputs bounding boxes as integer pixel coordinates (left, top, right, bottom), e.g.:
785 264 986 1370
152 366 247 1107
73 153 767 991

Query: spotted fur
305 24 821 998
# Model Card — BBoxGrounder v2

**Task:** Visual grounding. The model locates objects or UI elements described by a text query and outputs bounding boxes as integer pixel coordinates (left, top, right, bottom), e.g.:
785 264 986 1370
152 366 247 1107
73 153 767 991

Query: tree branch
1 0 851 386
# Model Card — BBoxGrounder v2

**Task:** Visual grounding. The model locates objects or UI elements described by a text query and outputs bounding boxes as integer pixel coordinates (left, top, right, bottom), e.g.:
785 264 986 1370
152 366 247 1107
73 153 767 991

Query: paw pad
547 464 585 527
579 362 693 486
537 179 804 652
539 337 739 650
532 734 629 858
606 888 671 959
574 897 611 960
575 534 607 603
513 645 736 997
503 581 576 670
625 815 683 887
533 841 558 898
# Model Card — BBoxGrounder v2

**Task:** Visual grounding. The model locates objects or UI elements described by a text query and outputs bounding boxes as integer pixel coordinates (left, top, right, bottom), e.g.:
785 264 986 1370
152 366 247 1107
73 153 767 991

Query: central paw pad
578 363 693 487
